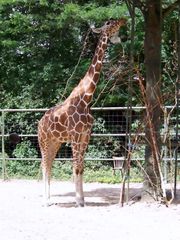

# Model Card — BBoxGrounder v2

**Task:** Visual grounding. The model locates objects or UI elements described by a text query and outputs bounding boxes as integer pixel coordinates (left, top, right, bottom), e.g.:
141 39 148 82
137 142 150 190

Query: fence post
174 2 180 197
1 110 6 180
163 107 168 183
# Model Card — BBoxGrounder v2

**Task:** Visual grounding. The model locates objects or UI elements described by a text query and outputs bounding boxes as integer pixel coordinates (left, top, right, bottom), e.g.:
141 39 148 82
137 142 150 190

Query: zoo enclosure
0 106 179 180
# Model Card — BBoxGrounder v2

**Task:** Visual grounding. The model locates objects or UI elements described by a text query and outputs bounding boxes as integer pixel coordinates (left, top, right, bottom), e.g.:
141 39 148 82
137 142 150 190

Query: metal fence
0 106 179 179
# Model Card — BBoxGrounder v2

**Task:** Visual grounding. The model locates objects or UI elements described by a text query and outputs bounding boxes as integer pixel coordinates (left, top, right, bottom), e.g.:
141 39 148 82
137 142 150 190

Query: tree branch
127 0 144 10
125 0 134 18
163 0 180 18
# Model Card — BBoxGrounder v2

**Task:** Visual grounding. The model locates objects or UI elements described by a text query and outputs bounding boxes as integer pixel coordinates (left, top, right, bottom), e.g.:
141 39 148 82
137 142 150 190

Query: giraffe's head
92 18 126 40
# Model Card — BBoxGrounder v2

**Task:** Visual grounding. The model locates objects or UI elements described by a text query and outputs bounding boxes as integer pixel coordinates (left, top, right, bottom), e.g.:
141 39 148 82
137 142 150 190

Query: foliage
1 159 143 183
51 161 73 181
0 1 128 156
0 0 179 182
0 0 127 109
0 0 178 108
92 117 107 133
6 140 39 177
86 117 125 165
12 140 38 158
162 10 179 105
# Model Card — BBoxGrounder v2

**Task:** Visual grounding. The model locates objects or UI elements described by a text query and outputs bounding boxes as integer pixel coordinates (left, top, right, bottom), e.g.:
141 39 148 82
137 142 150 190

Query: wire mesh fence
0 106 179 179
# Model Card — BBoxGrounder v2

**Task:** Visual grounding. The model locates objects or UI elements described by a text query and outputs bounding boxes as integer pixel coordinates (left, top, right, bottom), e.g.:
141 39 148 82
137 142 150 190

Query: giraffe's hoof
45 202 51 207
76 197 85 207
75 202 85 207
42 200 51 207
42 203 50 207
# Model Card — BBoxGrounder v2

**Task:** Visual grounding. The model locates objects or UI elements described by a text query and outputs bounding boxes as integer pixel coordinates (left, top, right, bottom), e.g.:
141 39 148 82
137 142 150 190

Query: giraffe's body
38 18 126 206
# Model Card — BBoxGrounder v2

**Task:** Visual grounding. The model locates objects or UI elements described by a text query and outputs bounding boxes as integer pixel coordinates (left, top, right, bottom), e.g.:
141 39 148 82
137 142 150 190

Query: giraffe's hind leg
41 159 51 207
40 141 61 206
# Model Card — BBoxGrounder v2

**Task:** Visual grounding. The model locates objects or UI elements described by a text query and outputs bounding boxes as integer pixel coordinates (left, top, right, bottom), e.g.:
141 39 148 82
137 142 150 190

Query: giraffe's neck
69 33 108 105
85 33 108 88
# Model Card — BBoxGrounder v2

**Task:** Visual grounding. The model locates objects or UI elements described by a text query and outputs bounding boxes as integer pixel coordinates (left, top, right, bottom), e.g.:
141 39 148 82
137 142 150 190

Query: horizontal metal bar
0 106 178 113
1 133 179 138
0 134 38 137
92 133 145 136
0 133 143 137
0 157 115 161
0 108 48 112
0 107 142 112
91 106 146 110
1 133 144 137
0 157 179 161
92 106 177 110
0 157 120 161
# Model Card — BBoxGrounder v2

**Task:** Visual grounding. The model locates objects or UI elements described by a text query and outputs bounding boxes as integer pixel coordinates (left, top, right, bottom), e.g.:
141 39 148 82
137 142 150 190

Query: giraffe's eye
106 21 111 25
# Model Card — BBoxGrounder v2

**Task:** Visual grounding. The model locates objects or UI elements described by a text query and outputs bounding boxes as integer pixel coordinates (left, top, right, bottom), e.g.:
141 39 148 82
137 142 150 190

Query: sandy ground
0 180 180 240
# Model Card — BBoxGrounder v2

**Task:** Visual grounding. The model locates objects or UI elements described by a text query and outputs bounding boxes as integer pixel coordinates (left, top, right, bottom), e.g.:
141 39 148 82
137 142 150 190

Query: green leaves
13 140 38 158
1 0 178 110
0 0 128 110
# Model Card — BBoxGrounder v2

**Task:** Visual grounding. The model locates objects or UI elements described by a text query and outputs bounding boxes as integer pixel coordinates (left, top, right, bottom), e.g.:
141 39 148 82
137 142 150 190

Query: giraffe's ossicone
38 18 126 207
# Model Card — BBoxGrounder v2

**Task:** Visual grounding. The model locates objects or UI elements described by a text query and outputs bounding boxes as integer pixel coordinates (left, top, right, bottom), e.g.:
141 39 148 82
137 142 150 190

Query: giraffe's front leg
42 167 51 207
73 167 84 207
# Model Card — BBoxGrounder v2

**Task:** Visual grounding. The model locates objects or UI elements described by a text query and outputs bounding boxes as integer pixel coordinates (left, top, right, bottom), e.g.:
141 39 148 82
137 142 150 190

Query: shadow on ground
51 186 143 208
49 184 180 208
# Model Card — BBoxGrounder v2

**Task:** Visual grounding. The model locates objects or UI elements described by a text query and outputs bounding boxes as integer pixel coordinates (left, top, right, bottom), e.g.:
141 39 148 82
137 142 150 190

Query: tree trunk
142 0 163 201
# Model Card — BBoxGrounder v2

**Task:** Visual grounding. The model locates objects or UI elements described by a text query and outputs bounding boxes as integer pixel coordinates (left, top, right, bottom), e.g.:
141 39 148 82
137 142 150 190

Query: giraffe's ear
109 31 121 44
91 27 102 34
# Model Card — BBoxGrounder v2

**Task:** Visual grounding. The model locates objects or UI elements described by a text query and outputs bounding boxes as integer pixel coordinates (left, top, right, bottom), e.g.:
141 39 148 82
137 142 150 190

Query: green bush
12 140 38 158
52 161 73 181
6 140 40 177
1 127 143 182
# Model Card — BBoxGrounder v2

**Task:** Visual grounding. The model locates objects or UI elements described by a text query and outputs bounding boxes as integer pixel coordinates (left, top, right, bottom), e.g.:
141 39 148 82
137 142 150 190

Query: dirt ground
0 180 180 240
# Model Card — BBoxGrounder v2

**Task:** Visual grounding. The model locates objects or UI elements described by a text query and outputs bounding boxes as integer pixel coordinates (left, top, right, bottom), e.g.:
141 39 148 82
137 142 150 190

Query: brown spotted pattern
38 18 126 207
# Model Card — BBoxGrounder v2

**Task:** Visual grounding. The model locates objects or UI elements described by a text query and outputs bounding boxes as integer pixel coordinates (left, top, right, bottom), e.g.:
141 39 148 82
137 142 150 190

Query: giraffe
38 18 126 207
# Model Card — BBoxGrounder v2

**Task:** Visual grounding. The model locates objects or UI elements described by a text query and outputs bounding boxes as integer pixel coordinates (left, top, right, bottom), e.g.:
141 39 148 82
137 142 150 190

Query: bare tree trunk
142 0 163 201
